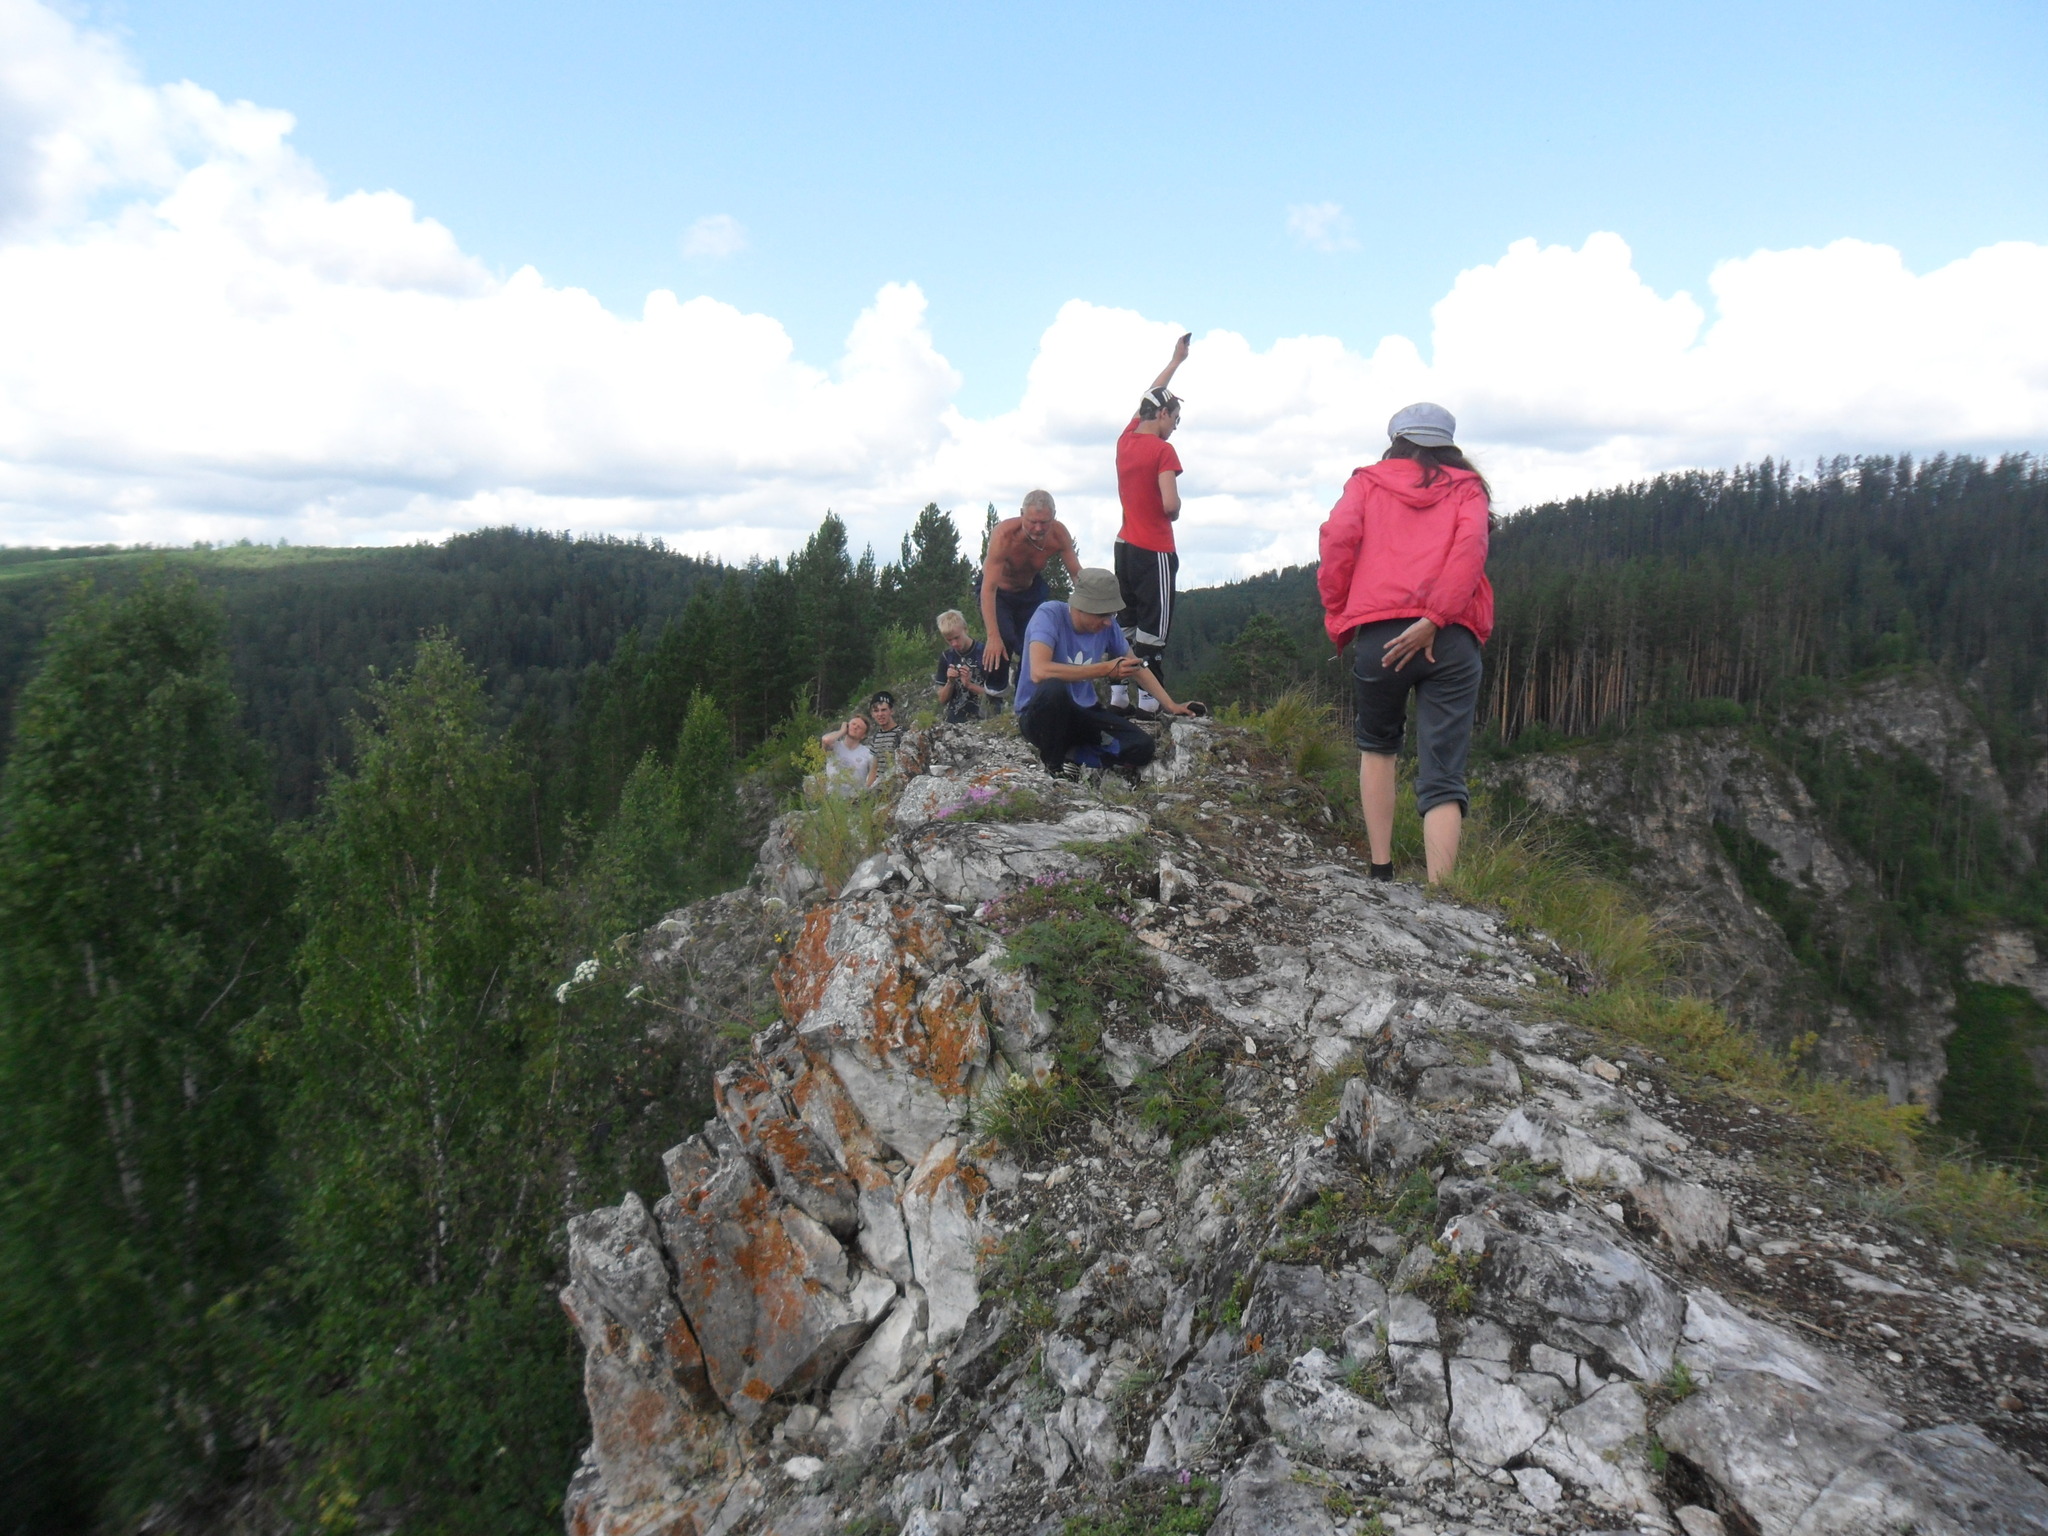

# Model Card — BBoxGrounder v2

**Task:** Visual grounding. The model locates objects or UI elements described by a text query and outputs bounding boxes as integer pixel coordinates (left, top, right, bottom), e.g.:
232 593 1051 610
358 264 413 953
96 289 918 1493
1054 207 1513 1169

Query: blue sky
93 0 2048 418
3 0 2045 572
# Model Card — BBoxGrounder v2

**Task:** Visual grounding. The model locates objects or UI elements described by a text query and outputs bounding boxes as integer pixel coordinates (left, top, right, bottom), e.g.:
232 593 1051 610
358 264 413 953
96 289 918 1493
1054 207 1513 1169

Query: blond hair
936 608 969 638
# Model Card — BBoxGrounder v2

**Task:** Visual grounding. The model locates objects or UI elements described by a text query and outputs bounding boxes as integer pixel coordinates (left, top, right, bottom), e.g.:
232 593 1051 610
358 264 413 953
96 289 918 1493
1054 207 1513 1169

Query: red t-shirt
1116 418 1183 553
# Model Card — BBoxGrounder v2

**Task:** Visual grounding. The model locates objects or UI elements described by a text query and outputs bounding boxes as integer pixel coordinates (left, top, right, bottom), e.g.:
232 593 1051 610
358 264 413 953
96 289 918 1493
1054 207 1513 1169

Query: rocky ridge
561 715 2048 1536
1496 668 2046 1109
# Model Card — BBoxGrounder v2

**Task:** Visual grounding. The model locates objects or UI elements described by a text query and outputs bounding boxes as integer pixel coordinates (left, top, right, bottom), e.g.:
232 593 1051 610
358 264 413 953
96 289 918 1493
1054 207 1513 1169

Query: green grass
1062 1476 1220 1535
1296 1050 1365 1130
980 1214 1087 1332
977 1069 1109 1158
1264 1188 1360 1265
791 779 893 893
1405 1246 1479 1314
937 784 1055 824
1443 797 1672 989
1135 1050 1239 1156
996 878 1157 1033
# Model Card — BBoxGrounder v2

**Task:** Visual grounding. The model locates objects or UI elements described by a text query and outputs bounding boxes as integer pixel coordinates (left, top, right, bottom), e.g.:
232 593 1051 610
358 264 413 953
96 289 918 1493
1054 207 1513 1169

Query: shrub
792 780 892 894
1136 1050 1239 1155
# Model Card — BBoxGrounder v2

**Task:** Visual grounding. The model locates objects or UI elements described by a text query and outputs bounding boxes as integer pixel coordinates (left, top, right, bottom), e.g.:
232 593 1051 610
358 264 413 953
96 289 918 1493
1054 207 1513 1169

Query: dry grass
1443 803 1672 991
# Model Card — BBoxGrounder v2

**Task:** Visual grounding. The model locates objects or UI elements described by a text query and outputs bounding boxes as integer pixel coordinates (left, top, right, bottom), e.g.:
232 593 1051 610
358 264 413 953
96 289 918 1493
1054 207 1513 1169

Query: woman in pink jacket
1317 403 1494 886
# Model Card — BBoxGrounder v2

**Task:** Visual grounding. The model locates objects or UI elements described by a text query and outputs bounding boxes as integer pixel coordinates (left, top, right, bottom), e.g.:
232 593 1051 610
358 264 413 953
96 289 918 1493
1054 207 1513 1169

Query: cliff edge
559 715 2048 1536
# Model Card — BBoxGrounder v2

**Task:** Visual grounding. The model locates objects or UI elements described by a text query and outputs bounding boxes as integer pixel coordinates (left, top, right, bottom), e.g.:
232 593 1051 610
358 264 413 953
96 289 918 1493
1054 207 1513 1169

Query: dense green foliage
0 576 762 1533
0 506 976 825
1942 985 2048 1164
1177 452 2048 755
277 636 577 1529
4 454 2045 1528
0 578 294 1527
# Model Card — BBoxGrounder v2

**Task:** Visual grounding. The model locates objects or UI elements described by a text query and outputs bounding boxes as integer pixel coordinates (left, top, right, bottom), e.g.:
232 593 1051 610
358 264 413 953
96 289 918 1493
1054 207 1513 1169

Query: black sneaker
1369 861 1395 882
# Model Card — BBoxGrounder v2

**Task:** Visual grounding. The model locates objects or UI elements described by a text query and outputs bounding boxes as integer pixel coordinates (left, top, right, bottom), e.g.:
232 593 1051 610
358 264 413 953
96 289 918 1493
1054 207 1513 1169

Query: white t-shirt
826 739 875 795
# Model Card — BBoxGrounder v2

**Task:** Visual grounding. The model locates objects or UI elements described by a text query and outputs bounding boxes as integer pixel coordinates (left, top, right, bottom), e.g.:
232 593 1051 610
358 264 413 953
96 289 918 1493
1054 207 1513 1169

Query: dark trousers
1114 540 1178 682
973 572 1049 695
1350 619 1483 816
1019 690 1158 773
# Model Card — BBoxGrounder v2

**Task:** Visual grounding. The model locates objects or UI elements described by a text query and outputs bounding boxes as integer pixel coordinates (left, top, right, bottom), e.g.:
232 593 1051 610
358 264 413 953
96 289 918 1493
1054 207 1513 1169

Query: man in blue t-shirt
1016 568 1192 778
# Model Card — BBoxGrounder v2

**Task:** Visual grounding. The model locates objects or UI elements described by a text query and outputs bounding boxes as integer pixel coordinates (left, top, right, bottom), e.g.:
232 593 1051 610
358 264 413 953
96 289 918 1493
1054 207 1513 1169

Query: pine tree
788 513 874 713
580 692 742 940
278 634 576 1531
887 503 976 636
0 574 291 1525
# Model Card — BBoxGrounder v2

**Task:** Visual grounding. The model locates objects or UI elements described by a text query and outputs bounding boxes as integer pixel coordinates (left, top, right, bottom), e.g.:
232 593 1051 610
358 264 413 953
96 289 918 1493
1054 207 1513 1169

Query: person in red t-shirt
1111 334 1189 712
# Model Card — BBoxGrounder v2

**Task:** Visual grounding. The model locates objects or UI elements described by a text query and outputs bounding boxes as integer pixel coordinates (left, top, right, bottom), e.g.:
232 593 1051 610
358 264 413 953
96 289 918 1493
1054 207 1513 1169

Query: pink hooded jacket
1316 458 1494 647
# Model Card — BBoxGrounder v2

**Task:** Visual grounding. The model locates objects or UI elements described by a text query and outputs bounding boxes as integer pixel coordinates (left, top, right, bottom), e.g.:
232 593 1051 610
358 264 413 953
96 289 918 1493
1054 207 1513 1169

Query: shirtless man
976 489 1083 690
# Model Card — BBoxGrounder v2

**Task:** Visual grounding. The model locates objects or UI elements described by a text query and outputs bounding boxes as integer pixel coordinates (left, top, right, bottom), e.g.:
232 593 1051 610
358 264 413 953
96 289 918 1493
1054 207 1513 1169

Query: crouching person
1016 568 1192 780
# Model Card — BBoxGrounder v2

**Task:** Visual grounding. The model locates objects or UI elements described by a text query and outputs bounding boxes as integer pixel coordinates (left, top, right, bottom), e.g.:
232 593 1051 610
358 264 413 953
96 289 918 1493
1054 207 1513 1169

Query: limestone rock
1468 1195 1683 1380
907 807 1147 905
1447 1358 1548 1468
825 1290 931 1455
901 1136 985 1346
712 1038 862 1236
1261 1374 1450 1481
1335 1077 1435 1172
1657 1368 1900 1536
1790 1422 2048 1535
1625 1175 1732 1257
1208 1441 1338 1536
560 716 2048 1536
653 1146 894 1421
775 895 990 1163
1528 1383 1663 1520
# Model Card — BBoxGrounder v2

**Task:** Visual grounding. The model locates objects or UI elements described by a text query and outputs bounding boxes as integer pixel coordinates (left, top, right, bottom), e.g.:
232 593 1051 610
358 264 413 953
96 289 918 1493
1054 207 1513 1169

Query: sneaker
1108 684 1131 711
1135 690 1160 715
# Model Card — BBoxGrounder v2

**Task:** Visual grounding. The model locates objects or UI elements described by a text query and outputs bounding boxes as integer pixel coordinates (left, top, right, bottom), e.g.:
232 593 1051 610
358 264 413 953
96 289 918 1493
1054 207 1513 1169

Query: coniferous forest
1 456 2045 1532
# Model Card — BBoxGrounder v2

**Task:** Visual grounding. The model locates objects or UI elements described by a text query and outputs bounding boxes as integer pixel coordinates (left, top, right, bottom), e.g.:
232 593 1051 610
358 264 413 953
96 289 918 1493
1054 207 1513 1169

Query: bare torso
985 517 1077 591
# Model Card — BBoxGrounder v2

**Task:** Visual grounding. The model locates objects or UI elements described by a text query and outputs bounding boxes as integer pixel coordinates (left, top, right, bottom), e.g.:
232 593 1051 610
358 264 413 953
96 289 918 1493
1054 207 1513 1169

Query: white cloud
1 0 2047 585
1286 201 1357 253
681 213 747 259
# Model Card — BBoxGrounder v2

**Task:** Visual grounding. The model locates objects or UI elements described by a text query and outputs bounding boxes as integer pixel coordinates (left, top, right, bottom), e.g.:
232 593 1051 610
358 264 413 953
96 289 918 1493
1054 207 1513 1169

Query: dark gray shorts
1351 619 1483 816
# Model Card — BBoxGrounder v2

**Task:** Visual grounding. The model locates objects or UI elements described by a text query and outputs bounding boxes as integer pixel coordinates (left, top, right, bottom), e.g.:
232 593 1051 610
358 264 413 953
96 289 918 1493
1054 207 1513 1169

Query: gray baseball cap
1069 568 1126 615
1388 402 1457 447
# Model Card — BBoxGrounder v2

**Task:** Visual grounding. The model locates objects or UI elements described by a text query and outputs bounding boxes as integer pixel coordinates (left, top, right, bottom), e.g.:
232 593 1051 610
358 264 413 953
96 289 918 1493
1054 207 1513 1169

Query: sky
1 0 2045 582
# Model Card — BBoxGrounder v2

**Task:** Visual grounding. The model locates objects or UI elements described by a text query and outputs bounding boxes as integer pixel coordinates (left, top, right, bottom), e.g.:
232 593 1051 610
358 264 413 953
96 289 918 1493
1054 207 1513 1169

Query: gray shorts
1351 619 1483 816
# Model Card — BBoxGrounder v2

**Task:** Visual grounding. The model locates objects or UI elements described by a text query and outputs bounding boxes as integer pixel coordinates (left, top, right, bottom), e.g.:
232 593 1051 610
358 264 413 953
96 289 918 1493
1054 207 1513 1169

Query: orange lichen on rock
912 972 991 1099
772 906 838 1023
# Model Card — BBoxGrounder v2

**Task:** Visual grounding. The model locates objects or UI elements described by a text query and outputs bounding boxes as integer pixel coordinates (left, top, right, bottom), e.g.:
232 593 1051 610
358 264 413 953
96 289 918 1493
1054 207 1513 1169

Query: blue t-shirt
1014 602 1129 714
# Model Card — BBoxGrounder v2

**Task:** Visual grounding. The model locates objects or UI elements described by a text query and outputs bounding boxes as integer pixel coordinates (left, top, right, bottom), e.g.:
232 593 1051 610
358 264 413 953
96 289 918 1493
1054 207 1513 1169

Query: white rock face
561 716 2048 1536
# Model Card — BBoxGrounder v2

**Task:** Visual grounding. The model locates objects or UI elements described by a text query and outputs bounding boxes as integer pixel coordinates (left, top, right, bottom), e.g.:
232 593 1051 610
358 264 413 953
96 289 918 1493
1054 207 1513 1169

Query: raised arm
1147 333 1190 395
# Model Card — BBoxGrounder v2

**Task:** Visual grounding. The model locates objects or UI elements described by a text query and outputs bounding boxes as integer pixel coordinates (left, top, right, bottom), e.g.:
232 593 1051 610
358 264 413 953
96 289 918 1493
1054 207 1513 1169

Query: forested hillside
1176 450 2048 1165
0 508 983 1534
3 457 2045 1533
1179 452 2048 754
0 506 979 825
